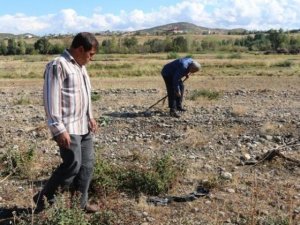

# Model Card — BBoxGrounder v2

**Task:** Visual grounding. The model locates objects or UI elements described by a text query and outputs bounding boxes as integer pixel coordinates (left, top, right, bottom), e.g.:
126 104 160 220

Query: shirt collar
62 49 78 65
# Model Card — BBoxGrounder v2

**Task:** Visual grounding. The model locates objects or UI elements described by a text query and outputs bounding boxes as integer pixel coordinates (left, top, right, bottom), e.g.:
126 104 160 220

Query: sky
0 0 299 35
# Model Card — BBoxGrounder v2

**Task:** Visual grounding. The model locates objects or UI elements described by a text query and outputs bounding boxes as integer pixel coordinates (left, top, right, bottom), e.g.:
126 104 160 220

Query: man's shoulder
47 55 68 67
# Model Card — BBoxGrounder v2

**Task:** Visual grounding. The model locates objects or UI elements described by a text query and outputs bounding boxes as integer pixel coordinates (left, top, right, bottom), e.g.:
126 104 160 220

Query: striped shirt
43 49 94 137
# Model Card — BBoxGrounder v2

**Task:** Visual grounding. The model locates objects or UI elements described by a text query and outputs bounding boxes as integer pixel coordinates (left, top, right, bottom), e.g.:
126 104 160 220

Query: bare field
0 54 300 225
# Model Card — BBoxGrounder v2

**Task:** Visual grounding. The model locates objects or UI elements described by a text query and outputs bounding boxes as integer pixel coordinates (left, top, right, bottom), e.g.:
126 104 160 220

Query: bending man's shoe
177 107 187 112
170 109 180 118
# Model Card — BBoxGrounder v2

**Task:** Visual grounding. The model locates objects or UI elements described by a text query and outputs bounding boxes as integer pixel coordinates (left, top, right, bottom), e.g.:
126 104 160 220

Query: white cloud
0 0 299 35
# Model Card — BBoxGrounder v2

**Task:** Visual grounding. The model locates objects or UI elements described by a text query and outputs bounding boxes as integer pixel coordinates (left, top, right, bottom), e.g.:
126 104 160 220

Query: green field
0 52 299 79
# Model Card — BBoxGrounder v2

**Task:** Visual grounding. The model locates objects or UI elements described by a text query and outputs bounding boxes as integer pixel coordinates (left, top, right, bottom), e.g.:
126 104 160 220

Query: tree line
1 29 300 55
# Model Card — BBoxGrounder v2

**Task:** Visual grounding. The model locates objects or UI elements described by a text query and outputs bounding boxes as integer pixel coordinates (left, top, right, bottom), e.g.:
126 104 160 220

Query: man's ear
77 46 85 53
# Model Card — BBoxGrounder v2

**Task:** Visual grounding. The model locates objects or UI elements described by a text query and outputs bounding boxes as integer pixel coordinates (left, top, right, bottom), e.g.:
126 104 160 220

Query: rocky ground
0 76 299 225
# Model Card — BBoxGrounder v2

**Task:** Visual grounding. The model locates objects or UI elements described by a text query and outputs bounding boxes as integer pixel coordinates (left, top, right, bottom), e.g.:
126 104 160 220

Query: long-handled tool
145 76 189 112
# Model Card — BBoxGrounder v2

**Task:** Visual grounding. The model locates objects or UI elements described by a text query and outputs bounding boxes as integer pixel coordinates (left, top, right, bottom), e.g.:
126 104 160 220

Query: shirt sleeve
171 58 192 92
82 67 94 121
172 66 186 92
43 61 66 137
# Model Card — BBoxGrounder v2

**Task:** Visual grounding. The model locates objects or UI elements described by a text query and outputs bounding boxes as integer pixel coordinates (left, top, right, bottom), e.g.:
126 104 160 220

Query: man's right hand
175 91 181 97
54 131 71 149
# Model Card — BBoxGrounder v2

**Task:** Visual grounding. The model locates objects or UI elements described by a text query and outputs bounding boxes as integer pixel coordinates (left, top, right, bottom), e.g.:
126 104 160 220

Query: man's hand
89 118 98 133
175 91 181 97
55 131 71 149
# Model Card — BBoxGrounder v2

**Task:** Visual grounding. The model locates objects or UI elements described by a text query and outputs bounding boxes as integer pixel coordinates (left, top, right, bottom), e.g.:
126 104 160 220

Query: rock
220 172 233 180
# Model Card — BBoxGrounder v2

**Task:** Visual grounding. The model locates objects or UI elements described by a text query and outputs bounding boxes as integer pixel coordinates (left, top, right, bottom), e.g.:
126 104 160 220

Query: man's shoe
177 107 187 112
84 204 99 213
170 111 180 118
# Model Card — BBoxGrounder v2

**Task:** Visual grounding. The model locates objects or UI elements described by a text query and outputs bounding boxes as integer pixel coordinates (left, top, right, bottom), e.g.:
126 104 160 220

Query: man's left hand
89 119 98 133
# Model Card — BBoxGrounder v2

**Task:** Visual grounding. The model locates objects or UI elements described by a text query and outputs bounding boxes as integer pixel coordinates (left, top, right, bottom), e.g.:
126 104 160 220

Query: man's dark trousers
163 76 184 110
39 132 94 208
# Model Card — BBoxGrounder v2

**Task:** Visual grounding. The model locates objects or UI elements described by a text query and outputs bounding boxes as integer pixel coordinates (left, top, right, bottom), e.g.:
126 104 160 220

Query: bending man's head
189 61 201 73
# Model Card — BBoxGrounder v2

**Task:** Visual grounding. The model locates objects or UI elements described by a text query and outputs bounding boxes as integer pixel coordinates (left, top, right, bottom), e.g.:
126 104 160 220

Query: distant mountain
0 33 37 39
134 22 247 35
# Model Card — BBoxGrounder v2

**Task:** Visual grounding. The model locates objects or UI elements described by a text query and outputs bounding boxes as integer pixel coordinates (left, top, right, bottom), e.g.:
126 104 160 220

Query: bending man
161 57 201 118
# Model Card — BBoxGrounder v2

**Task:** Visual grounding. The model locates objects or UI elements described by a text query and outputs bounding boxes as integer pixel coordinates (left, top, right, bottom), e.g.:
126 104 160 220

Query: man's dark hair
71 32 99 52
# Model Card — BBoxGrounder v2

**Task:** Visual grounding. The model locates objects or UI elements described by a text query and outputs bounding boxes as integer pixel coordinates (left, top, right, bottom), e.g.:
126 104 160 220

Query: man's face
78 46 97 66
189 65 199 73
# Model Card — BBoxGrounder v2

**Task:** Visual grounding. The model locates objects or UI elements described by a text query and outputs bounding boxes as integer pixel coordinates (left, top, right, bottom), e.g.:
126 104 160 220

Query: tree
172 36 188 52
123 36 138 48
7 38 17 55
144 39 166 53
267 29 289 50
101 37 117 53
0 40 8 55
34 37 52 54
17 39 26 55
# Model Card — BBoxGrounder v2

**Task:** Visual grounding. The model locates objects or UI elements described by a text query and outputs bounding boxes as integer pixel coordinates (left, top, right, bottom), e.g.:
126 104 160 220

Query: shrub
15 96 31 105
273 60 293 67
89 210 118 225
92 155 185 196
167 52 179 59
1 144 36 178
42 194 89 225
91 91 101 102
228 52 242 59
188 89 220 100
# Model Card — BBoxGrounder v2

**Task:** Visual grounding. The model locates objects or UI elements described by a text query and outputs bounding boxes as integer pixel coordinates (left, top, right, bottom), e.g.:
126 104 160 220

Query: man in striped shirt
34 32 99 213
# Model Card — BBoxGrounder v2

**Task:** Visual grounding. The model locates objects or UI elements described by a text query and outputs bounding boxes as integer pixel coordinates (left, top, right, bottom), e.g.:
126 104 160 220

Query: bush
167 52 179 59
42 194 89 225
92 155 185 196
188 89 220 100
0 144 36 178
273 60 293 67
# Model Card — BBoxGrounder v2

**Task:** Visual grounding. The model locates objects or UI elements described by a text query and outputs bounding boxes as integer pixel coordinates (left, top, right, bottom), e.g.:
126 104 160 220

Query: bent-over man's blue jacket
161 57 193 92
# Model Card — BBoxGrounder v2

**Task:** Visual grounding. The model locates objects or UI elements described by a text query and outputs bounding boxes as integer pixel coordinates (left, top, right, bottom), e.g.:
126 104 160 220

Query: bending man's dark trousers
163 76 184 110
40 132 94 208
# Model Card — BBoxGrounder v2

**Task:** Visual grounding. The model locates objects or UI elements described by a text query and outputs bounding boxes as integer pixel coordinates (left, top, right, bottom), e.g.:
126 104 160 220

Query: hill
134 22 246 35
0 33 37 39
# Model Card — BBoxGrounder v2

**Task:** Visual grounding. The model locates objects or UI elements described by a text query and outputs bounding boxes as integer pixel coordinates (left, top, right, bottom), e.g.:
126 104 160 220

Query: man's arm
43 62 67 137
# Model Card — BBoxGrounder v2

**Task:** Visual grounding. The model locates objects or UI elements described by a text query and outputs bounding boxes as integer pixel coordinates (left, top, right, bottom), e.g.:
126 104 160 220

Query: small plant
42 194 89 225
91 91 101 102
99 116 110 127
1 144 36 178
15 96 31 105
90 210 118 225
167 52 179 59
273 60 293 67
260 217 289 225
92 155 185 197
216 54 225 59
188 89 220 100
228 53 242 59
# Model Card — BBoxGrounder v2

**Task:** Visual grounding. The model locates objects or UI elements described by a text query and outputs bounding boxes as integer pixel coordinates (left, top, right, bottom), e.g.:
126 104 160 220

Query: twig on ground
252 142 300 167
0 173 12 184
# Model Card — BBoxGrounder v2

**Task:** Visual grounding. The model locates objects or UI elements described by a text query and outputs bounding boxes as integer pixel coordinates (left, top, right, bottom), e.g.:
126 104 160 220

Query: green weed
0 144 35 178
92 155 185 196
42 194 89 225
15 97 31 105
272 60 294 67
91 91 101 102
167 52 179 59
188 89 220 100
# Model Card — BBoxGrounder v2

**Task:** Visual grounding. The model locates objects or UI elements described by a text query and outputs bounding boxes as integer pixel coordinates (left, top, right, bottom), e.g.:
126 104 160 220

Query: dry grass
0 53 299 224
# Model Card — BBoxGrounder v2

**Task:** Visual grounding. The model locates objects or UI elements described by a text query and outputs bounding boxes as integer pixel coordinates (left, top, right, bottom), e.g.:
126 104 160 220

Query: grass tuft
188 89 220 100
